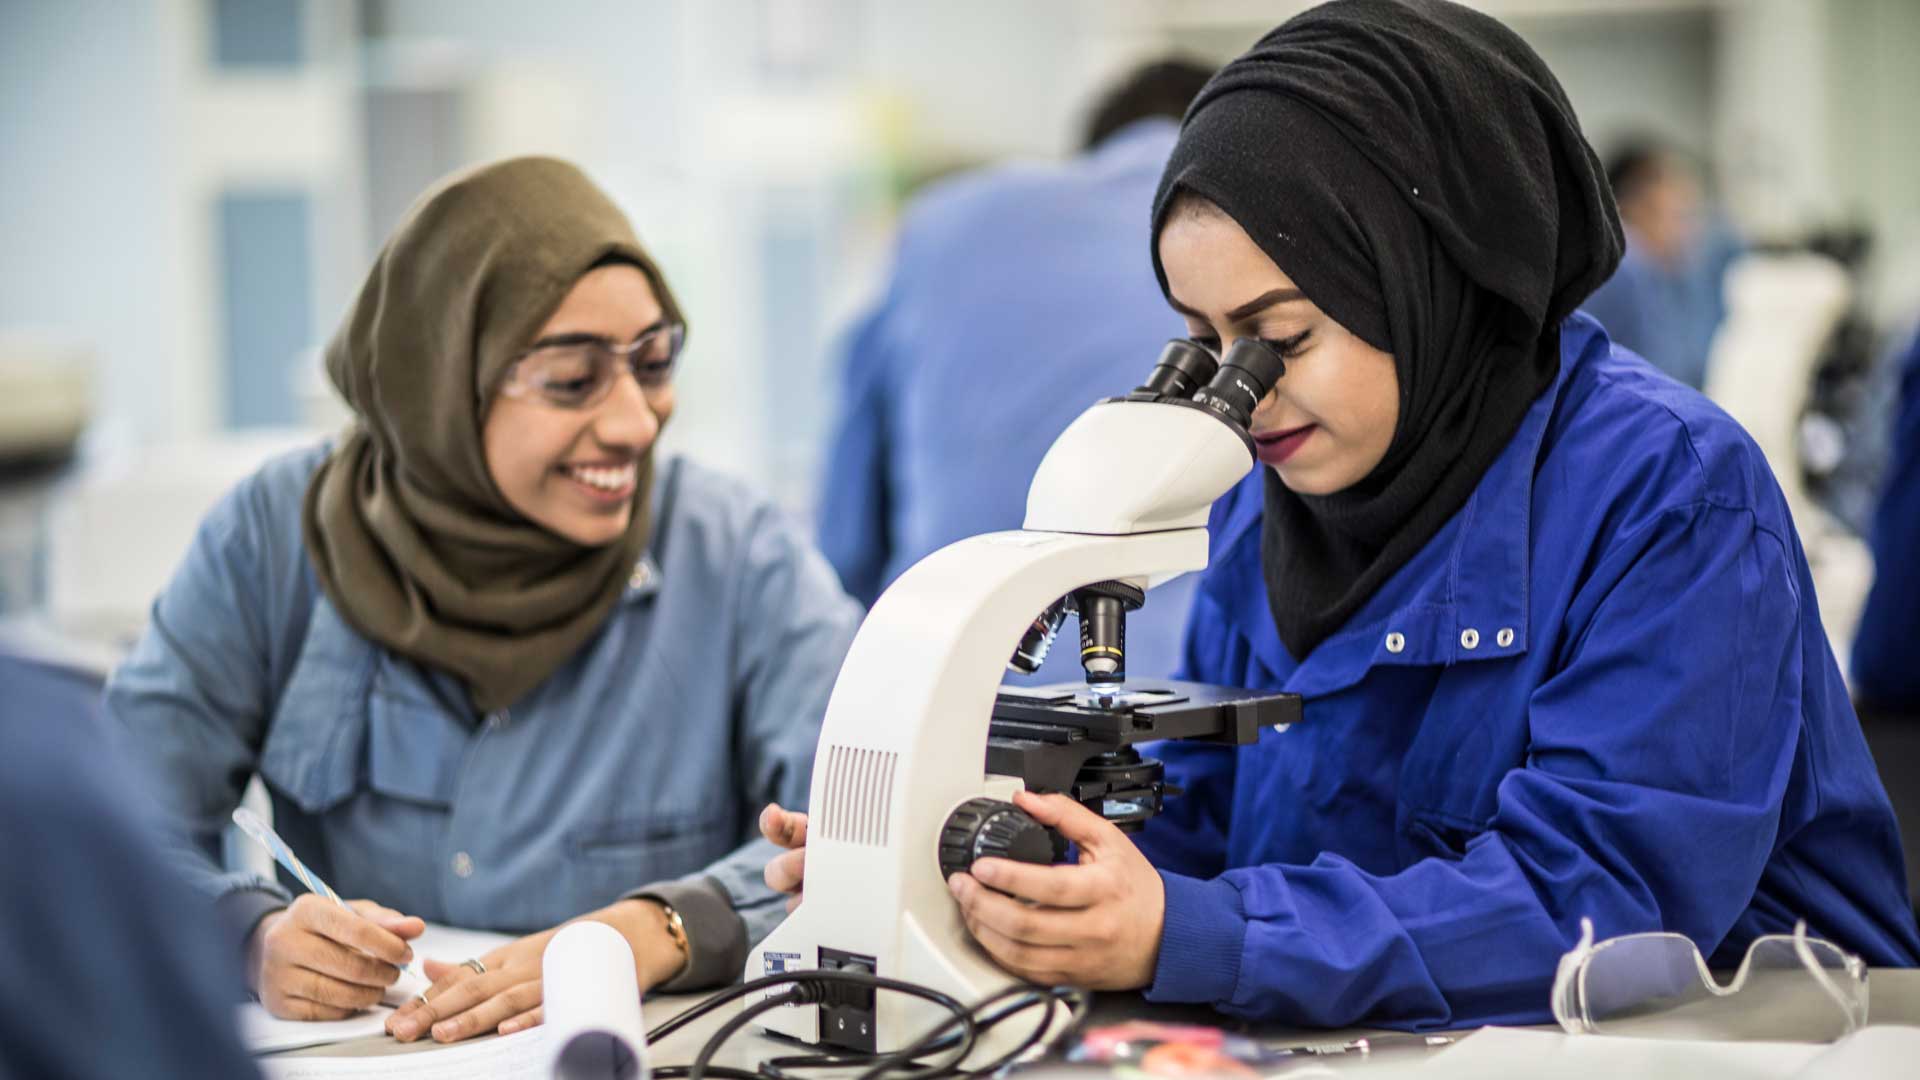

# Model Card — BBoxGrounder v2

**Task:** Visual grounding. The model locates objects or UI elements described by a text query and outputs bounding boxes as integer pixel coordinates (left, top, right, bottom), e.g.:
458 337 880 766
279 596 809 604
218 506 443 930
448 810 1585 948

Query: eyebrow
1167 288 1308 323
528 319 667 350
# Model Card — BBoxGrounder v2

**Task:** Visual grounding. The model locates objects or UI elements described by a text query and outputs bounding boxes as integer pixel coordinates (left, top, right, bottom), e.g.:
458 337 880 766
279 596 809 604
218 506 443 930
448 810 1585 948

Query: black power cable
644 968 1089 1080
645 969 978 1080
854 984 1089 1080
756 994 1045 1080
689 990 813 1080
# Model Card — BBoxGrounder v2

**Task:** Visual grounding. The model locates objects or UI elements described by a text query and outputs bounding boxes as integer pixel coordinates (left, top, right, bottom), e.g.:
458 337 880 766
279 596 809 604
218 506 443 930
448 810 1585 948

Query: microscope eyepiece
1138 339 1220 399
1190 337 1286 431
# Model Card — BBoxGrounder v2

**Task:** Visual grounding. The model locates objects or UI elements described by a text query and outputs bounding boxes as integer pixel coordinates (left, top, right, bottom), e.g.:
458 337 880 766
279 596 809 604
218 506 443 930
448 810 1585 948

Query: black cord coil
645 969 1089 1080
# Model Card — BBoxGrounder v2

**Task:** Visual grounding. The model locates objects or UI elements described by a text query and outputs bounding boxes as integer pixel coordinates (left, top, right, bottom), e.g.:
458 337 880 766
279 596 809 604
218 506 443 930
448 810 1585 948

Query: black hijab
1149 0 1623 658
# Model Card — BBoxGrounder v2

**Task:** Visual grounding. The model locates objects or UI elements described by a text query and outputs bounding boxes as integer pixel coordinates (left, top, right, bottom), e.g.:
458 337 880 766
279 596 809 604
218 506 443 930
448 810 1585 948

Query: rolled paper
545 921 649 1080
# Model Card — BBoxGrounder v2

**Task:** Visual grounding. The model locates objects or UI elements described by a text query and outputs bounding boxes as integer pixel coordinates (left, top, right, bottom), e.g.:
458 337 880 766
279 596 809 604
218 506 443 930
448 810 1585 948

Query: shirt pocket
566 810 734 897
361 689 462 808
260 669 368 815
1394 666 1529 862
260 647 464 815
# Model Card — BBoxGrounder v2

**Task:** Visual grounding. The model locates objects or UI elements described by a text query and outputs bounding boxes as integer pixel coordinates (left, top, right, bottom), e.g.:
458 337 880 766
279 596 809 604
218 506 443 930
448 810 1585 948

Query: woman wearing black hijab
919 0 1920 1027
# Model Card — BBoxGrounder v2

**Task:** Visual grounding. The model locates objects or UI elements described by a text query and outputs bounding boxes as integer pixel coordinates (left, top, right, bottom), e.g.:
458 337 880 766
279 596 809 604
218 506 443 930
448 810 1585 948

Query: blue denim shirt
1137 314 1920 1028
107 444 859 987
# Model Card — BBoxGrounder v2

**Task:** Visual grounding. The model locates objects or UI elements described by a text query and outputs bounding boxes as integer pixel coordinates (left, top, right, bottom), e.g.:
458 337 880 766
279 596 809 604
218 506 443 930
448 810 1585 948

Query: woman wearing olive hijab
109 157 859 1041
765 0 1919 1029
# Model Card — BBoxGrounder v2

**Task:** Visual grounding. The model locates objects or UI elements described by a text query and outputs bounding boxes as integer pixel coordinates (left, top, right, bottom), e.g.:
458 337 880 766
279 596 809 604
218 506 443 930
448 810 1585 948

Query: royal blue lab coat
1135 313 1920 1029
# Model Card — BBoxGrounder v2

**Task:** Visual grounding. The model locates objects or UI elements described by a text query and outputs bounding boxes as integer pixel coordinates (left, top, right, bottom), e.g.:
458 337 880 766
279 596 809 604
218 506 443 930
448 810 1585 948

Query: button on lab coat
1137 314 1920 1028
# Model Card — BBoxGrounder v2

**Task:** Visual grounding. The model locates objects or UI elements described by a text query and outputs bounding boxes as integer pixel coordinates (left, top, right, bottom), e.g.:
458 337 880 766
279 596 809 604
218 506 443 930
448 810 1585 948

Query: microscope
745 339 1302 1064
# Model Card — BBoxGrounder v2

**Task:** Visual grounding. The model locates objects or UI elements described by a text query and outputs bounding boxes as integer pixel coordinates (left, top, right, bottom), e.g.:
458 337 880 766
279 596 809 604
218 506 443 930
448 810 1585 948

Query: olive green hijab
303 156 684 714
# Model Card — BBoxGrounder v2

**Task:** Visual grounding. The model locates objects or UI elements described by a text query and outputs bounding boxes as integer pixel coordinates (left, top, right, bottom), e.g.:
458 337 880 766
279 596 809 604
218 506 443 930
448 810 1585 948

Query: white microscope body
745 379 1260 1064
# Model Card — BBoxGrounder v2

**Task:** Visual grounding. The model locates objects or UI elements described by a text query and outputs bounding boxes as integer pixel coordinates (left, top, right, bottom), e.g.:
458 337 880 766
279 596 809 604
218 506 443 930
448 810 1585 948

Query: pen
230 807 426 985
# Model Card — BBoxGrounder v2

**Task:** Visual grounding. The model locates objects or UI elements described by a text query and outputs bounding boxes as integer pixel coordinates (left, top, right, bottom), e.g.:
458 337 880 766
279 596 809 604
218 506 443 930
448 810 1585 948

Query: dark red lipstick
1254 423 1316 466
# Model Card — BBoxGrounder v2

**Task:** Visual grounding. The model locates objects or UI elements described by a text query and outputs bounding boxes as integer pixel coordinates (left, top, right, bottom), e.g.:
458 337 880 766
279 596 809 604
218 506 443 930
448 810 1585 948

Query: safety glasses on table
497 321 686 409
1552 917 1868 1042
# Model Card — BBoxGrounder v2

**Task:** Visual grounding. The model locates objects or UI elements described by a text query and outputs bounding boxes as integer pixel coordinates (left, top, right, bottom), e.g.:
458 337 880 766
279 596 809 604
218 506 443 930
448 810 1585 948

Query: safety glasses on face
1551 917 1869 1043
496 322 686 409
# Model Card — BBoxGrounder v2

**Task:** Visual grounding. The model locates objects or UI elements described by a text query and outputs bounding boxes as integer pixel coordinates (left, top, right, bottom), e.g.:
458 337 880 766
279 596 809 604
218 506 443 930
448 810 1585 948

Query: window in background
218 191 313 428
361 82 466 259
212 0 305 69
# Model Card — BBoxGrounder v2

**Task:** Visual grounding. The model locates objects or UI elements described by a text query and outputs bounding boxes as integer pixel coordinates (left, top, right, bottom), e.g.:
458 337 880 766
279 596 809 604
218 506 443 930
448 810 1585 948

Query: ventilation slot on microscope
820 744 899 847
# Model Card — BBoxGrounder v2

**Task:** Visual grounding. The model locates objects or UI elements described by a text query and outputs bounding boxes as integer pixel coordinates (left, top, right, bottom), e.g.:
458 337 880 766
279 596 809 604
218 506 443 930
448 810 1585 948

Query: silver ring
461 957 487 975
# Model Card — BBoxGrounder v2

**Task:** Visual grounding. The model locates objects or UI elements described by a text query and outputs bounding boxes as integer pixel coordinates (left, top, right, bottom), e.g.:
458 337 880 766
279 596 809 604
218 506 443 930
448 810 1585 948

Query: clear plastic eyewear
1552 917 1869 1042
497 322 686 409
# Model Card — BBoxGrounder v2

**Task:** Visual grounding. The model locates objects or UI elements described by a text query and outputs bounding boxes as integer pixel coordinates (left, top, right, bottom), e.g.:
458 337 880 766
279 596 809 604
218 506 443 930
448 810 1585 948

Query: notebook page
259 1029 549 1079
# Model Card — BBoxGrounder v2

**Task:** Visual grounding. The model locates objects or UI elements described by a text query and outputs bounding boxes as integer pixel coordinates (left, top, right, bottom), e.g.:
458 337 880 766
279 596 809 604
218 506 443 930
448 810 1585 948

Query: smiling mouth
558 461 638 500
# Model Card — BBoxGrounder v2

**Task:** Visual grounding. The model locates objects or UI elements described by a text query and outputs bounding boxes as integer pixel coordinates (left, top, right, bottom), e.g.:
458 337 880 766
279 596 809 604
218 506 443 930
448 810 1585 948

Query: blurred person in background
815 57 1213 682
1 652 258 1079
108 158 858 1044
1854 325 1920 713
1582 138 1740 391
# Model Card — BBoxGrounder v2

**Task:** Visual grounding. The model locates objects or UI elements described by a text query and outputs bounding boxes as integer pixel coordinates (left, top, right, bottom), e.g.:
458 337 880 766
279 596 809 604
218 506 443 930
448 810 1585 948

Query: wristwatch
657 901 691 980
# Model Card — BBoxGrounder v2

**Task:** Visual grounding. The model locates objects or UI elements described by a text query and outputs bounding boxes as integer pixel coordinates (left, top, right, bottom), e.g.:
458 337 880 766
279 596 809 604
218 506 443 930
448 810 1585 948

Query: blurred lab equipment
1705 253 1873 665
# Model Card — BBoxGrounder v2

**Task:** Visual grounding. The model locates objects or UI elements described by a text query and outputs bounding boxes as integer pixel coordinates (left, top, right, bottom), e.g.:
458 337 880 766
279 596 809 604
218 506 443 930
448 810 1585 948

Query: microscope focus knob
938 797 1056 880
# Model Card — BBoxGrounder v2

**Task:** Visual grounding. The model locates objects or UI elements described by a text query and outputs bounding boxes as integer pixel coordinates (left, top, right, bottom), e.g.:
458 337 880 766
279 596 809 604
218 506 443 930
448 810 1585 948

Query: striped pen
230 807 427 987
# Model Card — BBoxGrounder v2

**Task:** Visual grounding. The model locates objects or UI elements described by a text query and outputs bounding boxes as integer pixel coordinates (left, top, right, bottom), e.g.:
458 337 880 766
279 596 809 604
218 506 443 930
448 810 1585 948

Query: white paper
542 921 649 1080
259 1028 550 1078
241 1009 395 1055
411 924 520 968
253 921 643 1078
240 923 517 1053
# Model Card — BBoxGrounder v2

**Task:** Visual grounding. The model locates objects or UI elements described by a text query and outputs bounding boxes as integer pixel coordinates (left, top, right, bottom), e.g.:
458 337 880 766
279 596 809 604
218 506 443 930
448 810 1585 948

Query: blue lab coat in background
1853 329 1920 711
1135 314 1920 1029
0 655 257 1079
815 119 1196 683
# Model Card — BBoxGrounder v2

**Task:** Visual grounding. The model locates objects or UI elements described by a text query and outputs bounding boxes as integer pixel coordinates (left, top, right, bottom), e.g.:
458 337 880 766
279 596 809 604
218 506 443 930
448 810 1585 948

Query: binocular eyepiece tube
1189 337 1287 431
1138 339 1220 399
1137 336 1286 431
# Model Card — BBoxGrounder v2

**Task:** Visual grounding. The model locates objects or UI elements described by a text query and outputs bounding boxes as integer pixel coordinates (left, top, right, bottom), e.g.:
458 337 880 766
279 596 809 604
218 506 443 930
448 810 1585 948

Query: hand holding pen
232 808 427 1021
